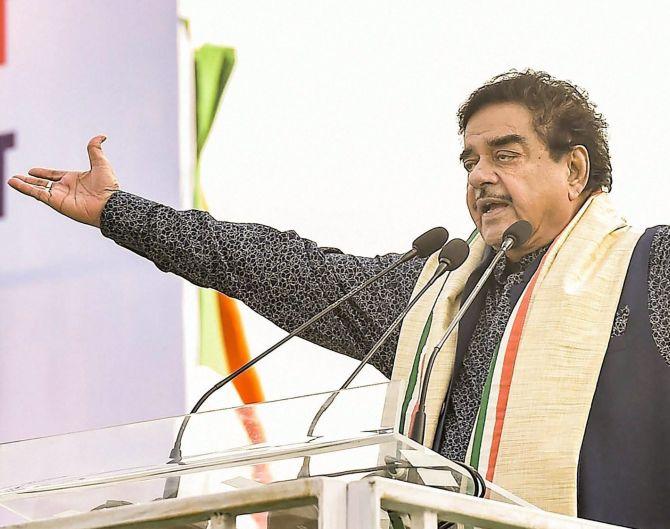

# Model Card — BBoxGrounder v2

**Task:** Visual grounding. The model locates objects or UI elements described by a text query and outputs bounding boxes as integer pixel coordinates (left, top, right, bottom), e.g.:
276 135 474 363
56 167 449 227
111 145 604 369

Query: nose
467 159 500 189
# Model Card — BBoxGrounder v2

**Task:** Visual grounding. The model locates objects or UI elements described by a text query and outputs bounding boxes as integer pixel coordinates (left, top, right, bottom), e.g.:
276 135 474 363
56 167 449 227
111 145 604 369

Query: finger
7 176 51 204
87 135 109 170
28 167 66 180
17 174 60 187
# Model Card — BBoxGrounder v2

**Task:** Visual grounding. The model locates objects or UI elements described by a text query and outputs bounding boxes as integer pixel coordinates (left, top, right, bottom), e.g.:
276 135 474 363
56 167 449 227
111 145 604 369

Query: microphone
498 219 532 253
409 220 532 444
297 238 470 478
162 227 448 497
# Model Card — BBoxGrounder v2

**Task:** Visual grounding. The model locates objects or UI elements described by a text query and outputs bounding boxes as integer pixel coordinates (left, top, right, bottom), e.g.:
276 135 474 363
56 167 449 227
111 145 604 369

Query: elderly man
9 70 670 528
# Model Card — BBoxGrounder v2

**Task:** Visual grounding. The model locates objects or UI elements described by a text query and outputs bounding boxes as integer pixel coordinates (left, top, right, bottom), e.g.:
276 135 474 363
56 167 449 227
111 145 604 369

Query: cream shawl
392 194 641 514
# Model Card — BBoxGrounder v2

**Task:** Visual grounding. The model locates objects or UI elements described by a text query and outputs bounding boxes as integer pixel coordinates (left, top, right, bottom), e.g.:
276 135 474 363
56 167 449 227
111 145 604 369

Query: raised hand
7 135 120 227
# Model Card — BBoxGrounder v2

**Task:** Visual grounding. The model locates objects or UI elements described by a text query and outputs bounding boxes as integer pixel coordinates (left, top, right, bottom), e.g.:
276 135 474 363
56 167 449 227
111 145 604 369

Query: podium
0 382 624 528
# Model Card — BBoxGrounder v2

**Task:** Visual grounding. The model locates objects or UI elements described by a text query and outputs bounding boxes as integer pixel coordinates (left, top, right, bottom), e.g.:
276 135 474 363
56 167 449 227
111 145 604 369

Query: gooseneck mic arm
409 220 533 444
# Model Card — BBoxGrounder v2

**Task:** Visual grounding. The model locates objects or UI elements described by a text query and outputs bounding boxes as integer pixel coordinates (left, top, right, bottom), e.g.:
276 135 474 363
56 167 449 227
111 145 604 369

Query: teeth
483 202 506 214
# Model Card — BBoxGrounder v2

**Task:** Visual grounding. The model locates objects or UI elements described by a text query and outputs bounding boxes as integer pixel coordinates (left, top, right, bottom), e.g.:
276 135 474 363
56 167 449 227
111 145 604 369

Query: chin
479 212 520 248
480 227 505 248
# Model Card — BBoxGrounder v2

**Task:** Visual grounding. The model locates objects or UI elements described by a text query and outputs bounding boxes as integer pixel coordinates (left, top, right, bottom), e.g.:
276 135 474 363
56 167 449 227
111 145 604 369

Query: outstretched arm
100 191 422 375
8 137 422 376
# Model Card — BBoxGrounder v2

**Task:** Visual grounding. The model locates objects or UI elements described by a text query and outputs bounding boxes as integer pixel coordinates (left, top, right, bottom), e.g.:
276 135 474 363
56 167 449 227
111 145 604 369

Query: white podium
0 382 626 529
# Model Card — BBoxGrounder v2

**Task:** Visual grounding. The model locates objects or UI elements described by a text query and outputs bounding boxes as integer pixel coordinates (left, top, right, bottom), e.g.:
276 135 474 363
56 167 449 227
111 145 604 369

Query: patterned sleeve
648 225 670 367
99 191 423 376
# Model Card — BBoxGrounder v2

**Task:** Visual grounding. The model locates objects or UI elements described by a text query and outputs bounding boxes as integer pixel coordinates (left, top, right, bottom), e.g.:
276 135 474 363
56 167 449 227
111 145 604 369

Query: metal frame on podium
347 477 625 529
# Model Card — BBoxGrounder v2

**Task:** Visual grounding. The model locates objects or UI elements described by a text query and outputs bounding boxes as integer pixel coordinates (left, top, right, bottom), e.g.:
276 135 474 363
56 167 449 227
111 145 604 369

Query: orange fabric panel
216 292 265 403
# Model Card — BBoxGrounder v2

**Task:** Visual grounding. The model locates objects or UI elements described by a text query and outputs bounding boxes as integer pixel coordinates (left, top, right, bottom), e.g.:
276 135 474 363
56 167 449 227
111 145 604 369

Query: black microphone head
502 220 533 249
438 238 470 271
412 227 449 258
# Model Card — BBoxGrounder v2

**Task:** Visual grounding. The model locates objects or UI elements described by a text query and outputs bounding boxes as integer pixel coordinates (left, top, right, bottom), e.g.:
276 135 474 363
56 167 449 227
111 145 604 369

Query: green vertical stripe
198 288 227 375
194 45 236 157
469 342 501 468
193 45 235 208
399 312 433 432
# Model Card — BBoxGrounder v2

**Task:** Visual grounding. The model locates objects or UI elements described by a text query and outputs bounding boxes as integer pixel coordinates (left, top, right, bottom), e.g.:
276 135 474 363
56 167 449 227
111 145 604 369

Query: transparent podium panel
0 381 527 523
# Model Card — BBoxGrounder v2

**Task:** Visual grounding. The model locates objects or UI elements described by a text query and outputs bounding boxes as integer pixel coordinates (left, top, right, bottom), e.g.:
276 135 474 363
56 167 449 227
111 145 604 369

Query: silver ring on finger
45 181 53 194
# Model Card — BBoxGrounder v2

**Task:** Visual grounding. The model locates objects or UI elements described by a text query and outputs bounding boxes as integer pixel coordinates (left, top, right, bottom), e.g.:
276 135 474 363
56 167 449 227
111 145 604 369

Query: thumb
87 135 110 169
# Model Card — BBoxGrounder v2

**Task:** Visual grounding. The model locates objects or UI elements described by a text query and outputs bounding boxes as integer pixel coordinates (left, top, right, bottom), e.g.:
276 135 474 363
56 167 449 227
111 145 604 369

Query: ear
567 145 590 201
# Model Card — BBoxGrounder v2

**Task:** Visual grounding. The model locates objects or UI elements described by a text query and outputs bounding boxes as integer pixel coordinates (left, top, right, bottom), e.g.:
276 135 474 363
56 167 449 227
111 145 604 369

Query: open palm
8 135 120 227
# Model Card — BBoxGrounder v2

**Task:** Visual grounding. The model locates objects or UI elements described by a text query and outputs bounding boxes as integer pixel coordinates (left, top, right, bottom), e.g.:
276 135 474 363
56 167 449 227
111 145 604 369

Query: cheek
466 187 479 220
506 182 533 216
466 183 477 206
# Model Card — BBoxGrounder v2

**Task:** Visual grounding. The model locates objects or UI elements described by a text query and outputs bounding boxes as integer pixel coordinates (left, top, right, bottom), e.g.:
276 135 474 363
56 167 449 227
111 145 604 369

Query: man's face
462 102 579 257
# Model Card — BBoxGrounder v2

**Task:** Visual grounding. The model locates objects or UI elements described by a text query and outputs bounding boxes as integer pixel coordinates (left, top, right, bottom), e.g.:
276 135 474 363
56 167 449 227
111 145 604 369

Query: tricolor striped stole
392 193 641 515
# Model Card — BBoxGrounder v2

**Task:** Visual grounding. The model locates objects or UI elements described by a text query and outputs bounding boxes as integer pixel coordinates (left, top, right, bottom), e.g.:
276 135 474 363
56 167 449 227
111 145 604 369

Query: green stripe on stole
469 341 500 468
399 312 433 432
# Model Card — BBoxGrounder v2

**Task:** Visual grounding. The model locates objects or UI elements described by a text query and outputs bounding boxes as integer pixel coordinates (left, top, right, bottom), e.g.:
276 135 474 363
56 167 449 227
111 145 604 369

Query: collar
493 244 551 285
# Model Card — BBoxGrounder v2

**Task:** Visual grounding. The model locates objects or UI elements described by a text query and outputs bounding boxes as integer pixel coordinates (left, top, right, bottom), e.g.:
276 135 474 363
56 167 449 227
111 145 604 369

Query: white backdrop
0 0 183 445
178 0 670 408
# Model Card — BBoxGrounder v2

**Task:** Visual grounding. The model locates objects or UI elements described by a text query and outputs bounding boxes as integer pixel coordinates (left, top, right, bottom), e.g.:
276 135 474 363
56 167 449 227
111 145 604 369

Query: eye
496 151 519 162
463 159 478 173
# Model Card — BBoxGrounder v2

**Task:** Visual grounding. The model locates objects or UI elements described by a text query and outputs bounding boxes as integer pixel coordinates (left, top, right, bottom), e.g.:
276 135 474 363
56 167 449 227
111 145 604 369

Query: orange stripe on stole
486 264 543 481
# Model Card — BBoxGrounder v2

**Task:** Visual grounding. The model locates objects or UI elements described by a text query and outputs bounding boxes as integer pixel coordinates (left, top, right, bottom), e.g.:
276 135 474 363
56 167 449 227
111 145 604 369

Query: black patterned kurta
100 191 670 461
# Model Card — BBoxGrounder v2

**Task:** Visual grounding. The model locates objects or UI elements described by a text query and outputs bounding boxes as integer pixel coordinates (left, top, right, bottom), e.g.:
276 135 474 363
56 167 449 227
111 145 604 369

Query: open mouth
480 201 511 216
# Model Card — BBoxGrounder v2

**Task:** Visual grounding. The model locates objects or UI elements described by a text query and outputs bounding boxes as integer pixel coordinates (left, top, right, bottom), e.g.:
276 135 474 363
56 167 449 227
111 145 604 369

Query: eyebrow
459 134 528 162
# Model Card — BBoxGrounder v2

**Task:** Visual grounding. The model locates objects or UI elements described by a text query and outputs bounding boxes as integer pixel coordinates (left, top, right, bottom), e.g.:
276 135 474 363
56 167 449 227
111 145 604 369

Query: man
9 70 670 528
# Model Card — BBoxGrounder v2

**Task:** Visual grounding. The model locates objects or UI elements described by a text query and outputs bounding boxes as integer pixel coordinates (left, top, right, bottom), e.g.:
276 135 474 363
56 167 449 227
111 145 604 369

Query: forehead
463 102 538 148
